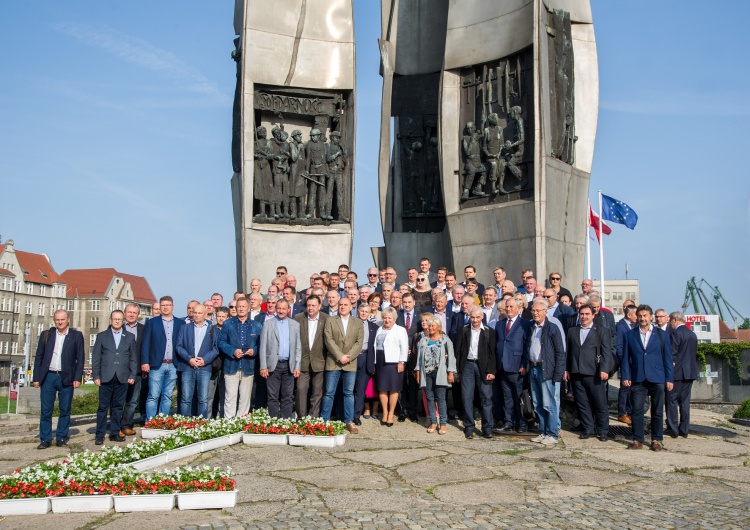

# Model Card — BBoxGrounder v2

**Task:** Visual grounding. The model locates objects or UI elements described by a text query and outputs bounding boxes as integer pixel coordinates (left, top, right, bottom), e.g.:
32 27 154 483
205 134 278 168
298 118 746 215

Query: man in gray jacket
92 310 137 444
259 299 302 418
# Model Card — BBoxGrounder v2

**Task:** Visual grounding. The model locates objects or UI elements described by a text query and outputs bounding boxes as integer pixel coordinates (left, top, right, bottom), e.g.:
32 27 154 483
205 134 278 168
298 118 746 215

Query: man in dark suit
397 292 422 422
282 286 306 318
461 265 485 296
456 307 497 438
449 294 481 419
92 310 137 444
622 304 674 451
495 298 532 432
666 312 698 438
32 310 85 449
615 305 637 424
141 296 185 421
295 295 328 418
565 303 612 441
121 303 145 436
353 303 378 425
176 304 219 419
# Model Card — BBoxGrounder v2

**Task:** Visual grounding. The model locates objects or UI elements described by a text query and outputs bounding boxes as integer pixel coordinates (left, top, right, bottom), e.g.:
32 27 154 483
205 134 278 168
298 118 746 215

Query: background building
60 268 156 367
0 239 67 384
599 279 639 316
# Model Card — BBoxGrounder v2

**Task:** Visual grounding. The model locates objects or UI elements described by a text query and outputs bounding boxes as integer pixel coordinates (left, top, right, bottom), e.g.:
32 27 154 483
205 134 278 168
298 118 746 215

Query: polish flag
589 201 611 243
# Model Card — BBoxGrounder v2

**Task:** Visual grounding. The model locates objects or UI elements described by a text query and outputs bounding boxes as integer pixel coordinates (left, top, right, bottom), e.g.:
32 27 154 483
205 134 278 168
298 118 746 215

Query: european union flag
601 194 638 229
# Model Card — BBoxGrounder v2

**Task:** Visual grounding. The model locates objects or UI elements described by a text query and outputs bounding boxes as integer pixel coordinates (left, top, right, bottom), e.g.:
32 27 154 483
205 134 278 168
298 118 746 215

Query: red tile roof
60 268 156 304
719 319 739 341
0 268 13 276
0 244 60 285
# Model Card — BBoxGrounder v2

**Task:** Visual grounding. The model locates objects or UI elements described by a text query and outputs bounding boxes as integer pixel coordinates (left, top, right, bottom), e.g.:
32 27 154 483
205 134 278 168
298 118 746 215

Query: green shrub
733 398 750 419
53 388 100 416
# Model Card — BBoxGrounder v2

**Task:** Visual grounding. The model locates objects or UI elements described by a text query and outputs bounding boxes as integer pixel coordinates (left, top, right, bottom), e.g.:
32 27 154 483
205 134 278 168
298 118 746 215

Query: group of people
31 259 698 453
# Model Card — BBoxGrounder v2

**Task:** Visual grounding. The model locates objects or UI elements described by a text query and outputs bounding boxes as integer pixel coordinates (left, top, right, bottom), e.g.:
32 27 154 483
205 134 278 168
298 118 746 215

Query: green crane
682 277 747 330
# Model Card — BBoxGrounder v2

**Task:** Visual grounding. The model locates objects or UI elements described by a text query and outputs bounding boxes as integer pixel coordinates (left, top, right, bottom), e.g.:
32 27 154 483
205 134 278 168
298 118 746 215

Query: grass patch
0 396 19 413
499 449 531 456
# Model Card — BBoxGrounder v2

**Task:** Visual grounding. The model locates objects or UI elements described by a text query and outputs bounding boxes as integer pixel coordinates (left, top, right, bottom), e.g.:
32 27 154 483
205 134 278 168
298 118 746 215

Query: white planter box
0 497 50 515
140 428 174 439
226 432 243 445
51 495 113 513
128 452 169 471
287 434 345 448
166 442 203 462
176 490 237 510
201 435 232 452
114 493 175 512
242 433 288 445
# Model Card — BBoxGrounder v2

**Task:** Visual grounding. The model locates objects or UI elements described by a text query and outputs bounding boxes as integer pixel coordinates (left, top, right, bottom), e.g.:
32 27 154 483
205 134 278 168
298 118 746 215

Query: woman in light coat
414 316 456 435
374 306 409 426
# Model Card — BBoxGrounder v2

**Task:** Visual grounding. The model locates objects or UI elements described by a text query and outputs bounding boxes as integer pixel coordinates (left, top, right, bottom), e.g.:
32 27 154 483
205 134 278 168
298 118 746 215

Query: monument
231 0 356 289
375 0 598 285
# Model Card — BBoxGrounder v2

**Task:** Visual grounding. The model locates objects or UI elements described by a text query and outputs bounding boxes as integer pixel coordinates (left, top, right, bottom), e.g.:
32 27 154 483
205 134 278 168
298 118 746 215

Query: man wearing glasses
655 309 672 334
275 266 288 284
363 267 380 290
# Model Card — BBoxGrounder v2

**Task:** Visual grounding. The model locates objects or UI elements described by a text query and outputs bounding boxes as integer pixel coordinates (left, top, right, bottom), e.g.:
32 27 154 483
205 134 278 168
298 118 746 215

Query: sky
0 1 748 320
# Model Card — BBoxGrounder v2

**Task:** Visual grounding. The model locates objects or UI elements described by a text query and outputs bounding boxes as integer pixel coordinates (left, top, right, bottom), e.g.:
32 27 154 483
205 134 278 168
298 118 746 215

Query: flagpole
586 224 591 280
598 190 605 304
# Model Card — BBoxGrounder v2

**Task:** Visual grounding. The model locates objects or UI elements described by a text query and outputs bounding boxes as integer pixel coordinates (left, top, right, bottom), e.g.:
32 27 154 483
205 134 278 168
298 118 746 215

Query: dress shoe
397 414 407 423
597 433 609 442
353 418 362 426
56 439 68 447
408 414 418 423
680 433 689 438
571 424 585 432
345 422 359 434
626 441 643 450
386 422 393 428
121 428 136 436
498 423 515 433
464 431 475 439
95 438 104 445
109 434 126 442
578 433 591 440
617 415 632 425
666 430 678 439
380 420 387 426
516 426 528 433
481 431 493 439
650 440 663 452
36 441 51 450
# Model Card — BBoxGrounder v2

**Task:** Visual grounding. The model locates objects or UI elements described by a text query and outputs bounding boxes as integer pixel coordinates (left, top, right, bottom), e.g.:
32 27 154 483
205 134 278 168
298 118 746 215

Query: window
109 301 114 312
91 317 99 328
0 320 4 332
25 322 31 333
612 292 623 301
692 322 712 333
626 292 636 301
67 300 74 311
26 284 32 295
40 285 46 296
12 321 18 334
91 300 100 311
37 323 43 335
25 302 32 315
14 300 19 313
2 342 7 355
38 303 45 316
11 342 17 355
90 334 96 347
14 281 20 293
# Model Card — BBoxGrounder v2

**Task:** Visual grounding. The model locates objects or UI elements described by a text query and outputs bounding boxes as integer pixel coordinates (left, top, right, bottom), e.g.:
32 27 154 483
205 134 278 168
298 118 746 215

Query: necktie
506 318 512 335
406 313 411 330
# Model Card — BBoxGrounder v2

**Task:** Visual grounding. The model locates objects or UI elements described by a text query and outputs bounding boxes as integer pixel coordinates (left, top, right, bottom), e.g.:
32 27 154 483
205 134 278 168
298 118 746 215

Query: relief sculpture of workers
254 126 273 220
483 113 506 195
268 126 292 218
288 129 307 220
325 131 349 222
400 137 423 214
305 129 328 219
503 106 526 192
461 122 487 200
425 136 441 213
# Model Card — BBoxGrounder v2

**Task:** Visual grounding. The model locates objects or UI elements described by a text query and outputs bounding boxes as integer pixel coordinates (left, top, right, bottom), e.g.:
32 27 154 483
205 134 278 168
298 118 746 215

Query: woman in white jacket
374 307 409 426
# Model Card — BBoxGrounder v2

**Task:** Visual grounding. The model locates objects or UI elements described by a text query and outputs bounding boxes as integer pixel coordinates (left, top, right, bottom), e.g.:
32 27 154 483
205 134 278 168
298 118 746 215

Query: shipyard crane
682 277 747 329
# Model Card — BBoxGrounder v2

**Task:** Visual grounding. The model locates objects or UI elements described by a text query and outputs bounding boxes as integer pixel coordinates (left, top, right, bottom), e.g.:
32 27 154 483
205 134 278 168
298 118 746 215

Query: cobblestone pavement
1 408 749 529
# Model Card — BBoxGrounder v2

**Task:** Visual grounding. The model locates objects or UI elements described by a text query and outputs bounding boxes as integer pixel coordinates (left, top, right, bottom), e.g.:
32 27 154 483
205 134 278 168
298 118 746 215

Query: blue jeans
424 372 448 427
529 365 560 439
145 363 177 420
320 370 356 424
39 373 74 443
180 368 211 418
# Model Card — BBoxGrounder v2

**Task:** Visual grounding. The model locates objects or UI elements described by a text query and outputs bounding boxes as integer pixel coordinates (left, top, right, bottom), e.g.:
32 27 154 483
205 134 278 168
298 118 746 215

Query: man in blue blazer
32 310 85 449
615 305 637 424
141 296 185 421
495 298 531 432
219 297 262 418
622 304 674 451
176 304 219 418
92 310 137 444
666 312 698 438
